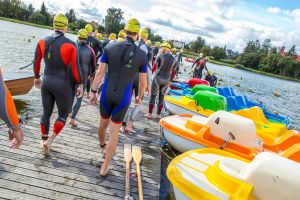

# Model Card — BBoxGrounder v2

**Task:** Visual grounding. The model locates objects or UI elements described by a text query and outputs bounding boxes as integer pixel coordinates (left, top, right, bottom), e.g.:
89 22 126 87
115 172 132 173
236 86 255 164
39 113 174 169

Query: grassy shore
0 17 77 34
183 53 300 82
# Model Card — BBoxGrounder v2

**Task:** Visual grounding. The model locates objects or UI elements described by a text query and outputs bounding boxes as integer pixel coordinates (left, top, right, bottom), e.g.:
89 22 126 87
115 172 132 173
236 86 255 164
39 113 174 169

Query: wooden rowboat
4 75 34 96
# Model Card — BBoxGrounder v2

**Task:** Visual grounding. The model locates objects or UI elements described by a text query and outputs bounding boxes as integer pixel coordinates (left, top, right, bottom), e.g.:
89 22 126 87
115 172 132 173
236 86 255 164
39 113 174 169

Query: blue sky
24 0 300 53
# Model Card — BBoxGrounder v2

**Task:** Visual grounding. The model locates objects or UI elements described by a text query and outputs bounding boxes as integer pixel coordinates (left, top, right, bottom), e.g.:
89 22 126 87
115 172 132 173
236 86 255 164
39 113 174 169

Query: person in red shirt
33 13 83 155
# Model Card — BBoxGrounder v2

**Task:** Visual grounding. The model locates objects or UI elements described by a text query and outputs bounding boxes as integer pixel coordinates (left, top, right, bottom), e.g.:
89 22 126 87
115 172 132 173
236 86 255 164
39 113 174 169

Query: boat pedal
220 132 235 150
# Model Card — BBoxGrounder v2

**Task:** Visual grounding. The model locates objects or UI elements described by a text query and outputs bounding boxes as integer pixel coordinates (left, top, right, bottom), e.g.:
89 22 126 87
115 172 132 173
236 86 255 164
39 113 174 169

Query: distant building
172 40 185 49
280 47 300 61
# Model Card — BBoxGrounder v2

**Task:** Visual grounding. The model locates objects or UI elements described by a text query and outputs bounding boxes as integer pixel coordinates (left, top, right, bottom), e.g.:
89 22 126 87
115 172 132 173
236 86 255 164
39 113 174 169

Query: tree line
237 39 300 79
0 0 164 41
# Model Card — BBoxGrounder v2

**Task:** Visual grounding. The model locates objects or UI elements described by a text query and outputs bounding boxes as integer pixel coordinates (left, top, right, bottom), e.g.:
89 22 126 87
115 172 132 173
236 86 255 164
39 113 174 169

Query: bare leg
41 132 57 155
100 121 121 176
98 117 110 146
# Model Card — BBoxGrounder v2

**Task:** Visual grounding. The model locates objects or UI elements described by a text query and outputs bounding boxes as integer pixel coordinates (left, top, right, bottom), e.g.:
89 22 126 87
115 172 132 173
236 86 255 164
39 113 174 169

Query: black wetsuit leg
41 76 71 135
157 80 169 115
86 79 91 94
149 76 160 114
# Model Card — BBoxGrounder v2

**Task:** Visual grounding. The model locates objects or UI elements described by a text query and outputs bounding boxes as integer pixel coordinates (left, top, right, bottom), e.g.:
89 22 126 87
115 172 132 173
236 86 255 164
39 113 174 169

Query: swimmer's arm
70 44 82 84
138 73 147 101
0 71 20 129
91 62 107 91
33 40 44 78
137 62 148 101
90 48 97 77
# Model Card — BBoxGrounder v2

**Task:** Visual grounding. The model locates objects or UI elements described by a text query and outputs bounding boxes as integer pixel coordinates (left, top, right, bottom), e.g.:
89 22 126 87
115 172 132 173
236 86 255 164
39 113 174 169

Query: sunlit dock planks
0 100 161 199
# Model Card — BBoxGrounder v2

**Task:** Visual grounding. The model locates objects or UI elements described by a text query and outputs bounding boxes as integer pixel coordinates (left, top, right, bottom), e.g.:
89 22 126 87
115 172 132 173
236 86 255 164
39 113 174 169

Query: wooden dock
0 99 161 199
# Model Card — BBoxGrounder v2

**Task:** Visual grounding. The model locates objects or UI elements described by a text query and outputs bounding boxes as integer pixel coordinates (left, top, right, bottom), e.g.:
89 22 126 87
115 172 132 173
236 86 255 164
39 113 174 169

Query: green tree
40 1 49 25
260 38 271 54
200 46 211 57
189 36 206 53
211 46 227 60
244 40 260 54
29 11 46 25
237 52 261 69
104 7 124 34
288 45 297 57
66 9 76 23
75 18 87 29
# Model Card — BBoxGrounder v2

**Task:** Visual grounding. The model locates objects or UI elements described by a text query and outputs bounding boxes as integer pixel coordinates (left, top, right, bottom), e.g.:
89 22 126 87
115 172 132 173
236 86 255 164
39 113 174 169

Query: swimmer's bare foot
156 114 162 119
144 113 152 119
69 119 77 126
125 122 133 133
120 126 126 133
40 140 50 155
100 163 110 177
100 144 107 157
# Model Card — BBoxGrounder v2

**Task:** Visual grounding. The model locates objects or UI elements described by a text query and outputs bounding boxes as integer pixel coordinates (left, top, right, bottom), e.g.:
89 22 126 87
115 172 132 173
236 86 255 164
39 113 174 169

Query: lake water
1 19 300 199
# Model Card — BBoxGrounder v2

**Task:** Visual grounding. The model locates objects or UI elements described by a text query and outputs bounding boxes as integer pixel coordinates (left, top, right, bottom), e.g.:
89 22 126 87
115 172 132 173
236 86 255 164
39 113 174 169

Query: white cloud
267 7 281 14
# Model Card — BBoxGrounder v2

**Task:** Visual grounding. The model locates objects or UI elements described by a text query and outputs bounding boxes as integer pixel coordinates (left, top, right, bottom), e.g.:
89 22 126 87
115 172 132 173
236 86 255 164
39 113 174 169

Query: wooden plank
0 100 161 199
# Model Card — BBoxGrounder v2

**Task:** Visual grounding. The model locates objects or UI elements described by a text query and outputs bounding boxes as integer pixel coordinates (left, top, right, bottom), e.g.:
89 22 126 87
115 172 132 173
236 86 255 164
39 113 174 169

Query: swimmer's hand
34 78 42 89
76 84 84 98
135 96 142 105
8 128 24 149
90 92 97 104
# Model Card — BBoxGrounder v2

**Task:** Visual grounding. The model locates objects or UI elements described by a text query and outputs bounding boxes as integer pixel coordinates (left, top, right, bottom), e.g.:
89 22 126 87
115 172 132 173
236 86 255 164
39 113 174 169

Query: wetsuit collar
126 36 135 44
54 30 65 36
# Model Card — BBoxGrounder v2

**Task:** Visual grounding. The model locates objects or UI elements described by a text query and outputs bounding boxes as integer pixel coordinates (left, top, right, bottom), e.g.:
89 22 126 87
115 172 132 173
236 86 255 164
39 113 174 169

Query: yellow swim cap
96 33 102 40
109 33 117 40
200 53 204 57
205 56 210 60
172 48 177 53
118 30 126 38
161 42 171 50
146 40 152 46
85 24 93 33
53 13 68 29
117 37 125 42
78 29 88 39
139 28 149 39
124 18 140 33
155 41 161 47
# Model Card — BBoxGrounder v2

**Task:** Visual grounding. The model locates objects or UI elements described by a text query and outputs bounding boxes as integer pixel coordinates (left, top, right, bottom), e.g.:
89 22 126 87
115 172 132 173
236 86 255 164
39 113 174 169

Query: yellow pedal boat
160 111 300 163
167 148 300 200
164 95 290 140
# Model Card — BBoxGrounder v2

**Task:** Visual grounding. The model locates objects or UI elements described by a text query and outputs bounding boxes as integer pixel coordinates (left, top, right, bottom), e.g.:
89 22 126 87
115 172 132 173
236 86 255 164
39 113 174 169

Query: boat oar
132 146 143 200
19 62 33 70
124 144 133 200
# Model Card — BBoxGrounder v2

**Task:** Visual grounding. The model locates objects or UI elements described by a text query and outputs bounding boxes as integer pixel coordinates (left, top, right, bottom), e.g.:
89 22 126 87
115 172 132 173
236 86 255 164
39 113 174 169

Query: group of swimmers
0 13 185 177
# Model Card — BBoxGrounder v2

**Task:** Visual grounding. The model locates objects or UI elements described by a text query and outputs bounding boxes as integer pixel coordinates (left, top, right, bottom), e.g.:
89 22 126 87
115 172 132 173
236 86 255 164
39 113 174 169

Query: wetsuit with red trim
192 57 208 79
99 37 147 124
34 30 82 140
0 72 21 130
149 53 176 115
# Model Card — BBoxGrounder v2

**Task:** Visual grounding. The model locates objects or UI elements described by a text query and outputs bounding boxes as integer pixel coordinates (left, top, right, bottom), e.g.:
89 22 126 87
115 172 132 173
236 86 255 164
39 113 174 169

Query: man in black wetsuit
90 18 147 176
152 41 161 63
121 28 152 133
69 29 96 126
192 54 209 79
145 42 177 119
33 13 83 155
85 24 103 98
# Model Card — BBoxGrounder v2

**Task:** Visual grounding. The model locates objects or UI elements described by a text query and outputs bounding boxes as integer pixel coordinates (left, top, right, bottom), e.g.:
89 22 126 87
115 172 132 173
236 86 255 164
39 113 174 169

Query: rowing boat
4 73 34 96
